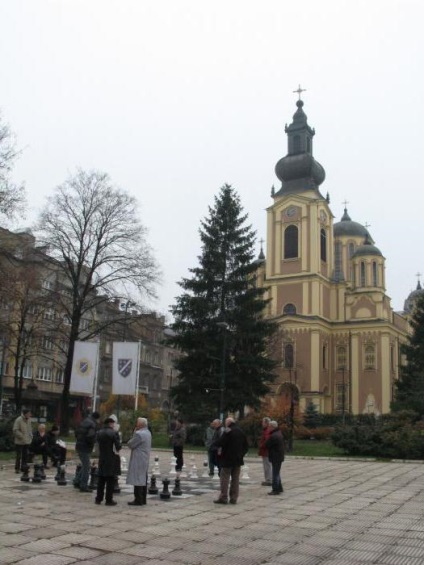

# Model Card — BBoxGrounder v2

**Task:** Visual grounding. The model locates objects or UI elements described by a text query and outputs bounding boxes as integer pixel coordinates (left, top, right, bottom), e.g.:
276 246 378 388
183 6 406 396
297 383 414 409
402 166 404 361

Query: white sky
1 0 423 319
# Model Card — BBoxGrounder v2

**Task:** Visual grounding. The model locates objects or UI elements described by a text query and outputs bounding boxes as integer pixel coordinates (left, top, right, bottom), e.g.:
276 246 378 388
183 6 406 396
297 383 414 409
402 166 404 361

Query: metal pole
342 367 346 425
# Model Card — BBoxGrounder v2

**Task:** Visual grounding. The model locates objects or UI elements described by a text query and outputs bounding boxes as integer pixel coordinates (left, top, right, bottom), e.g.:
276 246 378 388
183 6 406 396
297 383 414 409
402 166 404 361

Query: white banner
70 341 99 395
112 342 139 396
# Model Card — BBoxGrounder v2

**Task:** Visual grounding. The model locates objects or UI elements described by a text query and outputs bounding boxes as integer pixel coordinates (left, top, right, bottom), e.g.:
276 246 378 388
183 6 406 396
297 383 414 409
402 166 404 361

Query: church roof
334 208 373 240
404 280 424 314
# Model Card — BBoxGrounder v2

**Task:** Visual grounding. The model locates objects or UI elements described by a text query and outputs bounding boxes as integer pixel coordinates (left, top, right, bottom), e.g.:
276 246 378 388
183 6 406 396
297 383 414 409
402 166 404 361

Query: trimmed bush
0 417 15 452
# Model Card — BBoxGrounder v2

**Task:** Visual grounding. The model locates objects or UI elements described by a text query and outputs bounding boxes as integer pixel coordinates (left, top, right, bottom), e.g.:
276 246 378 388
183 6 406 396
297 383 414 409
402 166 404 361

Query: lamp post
341 366 346 425
216 322 230 422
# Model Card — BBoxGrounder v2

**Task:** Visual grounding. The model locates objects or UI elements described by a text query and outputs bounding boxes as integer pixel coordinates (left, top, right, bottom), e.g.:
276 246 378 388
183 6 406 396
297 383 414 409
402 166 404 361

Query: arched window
283 303 296 315
365 345 376 369
360 261 366 286
372 261 378 286
320 228 327 262
284 225 298 259
293 135 301 153
284 344 294 368
337 346 347 369
322 345 327 370
348 243 355 258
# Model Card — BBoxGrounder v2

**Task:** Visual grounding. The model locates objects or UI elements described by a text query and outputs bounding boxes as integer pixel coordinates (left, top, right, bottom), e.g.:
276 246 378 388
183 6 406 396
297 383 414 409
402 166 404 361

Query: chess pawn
172 477 182 496
57 465 67 486
89 463 98 490
179 463 187 478
20 464 30 482
202 460 209 478
120 456 128 473
241 464 250 480
148 475 159 495
153 456 161 477
31 463 43 483
189 460 198 479
160 477 171 500
170 456 177 477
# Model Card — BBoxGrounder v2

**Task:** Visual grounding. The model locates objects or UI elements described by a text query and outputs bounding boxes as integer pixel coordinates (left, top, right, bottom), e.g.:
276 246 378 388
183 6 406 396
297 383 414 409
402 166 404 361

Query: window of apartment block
37 367 52 381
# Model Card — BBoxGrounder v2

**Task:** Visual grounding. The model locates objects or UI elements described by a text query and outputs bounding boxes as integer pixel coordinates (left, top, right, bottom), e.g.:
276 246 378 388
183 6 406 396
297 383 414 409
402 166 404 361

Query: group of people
13 407 285 507
13 409 67 473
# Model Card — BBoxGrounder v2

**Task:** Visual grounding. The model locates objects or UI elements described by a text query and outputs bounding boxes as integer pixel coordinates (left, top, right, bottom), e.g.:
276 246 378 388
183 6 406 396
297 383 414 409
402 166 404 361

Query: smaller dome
404 280 424 314
333 208 372 240
352 233 382 258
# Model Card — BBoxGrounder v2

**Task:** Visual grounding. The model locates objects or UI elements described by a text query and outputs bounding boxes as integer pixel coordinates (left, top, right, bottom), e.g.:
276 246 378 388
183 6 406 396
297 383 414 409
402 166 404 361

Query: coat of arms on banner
118 359 132 378
76 358 91 376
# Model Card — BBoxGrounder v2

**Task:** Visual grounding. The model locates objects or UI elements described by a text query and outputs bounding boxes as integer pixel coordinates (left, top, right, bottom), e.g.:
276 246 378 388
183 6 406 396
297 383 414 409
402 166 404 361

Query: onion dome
274 100 326 197
404 280 424 314
334 208 373 241
352 233 382 258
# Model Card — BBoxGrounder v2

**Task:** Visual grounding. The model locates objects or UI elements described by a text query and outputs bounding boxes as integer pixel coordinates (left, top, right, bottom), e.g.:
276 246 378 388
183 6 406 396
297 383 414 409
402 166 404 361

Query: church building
257 96 409 416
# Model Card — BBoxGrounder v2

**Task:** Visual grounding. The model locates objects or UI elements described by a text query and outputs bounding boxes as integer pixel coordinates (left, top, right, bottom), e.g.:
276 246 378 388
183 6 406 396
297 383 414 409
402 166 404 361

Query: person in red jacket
258 416 272 486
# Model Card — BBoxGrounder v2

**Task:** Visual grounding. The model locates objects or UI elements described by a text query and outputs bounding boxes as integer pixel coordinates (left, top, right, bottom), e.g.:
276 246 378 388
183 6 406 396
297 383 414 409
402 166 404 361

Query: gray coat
126 427 152 486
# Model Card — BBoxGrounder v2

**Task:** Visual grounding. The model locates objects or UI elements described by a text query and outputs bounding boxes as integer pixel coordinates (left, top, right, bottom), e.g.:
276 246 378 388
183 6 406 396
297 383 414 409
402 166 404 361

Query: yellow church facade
257 98 408 416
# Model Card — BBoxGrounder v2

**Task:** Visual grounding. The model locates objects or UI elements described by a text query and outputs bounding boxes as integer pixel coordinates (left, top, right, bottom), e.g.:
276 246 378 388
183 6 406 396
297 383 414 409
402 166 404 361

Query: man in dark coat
265 420 285 495
213 417 248 505
74 411 100 492
95 417 121 506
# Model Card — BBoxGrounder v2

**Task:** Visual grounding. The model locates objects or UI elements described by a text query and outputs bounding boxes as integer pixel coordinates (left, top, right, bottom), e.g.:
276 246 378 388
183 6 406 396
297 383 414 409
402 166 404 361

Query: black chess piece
172 476 182 496
57 465 67 486
160 477 171 500
20 464 30 482
73 463 82 488
31 463 43 483
88 463 98 491
148 475 159 495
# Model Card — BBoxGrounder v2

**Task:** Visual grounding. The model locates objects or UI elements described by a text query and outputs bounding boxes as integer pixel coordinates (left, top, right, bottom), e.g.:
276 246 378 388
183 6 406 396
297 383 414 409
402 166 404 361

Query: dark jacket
75 415 98 453
215 422 248 467
31 431 48 453
96 426 121 477
265 428 285 464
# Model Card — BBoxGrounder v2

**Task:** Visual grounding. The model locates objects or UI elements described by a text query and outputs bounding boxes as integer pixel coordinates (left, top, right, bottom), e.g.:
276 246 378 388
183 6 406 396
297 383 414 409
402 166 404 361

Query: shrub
0 417 15 452
185 423 205 446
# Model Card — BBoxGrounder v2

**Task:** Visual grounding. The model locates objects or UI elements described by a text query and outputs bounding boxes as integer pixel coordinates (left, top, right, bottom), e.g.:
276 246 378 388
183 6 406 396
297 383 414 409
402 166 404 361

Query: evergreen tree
303 401 322 429
169 185 277 421
392 294 424 417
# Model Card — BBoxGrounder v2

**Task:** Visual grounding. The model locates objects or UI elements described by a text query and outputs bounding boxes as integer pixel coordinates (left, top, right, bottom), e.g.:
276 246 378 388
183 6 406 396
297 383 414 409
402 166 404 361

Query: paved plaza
1 451 424 564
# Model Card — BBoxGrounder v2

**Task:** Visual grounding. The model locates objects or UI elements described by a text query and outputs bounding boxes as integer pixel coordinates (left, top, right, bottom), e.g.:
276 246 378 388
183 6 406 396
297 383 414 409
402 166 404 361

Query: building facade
257 99 409 416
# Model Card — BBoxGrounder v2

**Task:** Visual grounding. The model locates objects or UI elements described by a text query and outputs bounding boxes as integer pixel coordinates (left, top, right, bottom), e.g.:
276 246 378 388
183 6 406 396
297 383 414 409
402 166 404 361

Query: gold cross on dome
293 84 306 100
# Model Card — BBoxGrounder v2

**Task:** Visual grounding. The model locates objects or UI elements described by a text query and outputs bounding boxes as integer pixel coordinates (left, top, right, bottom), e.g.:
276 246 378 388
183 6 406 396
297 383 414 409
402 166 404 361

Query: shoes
127 500 143 506
105 501 117 506
261 481 272 486
79 487 91 492
229 500 237 504
268 491 281 495
213 499 228 504
95 500 102 505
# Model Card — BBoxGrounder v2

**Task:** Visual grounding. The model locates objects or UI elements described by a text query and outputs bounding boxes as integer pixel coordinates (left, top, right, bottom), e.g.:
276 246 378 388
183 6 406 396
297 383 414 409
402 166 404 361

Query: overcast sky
1 0 423 319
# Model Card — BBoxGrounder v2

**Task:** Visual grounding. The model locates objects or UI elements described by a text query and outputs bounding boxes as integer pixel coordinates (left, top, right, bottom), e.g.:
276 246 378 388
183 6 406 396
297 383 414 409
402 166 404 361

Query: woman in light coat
126 417 152 506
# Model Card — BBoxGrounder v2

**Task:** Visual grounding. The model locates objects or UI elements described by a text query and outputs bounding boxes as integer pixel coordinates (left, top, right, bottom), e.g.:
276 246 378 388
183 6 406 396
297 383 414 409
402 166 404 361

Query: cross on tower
365 222 371 229
259 238 265 249
342 199 349 209
416 272 422 282
293 84 306 100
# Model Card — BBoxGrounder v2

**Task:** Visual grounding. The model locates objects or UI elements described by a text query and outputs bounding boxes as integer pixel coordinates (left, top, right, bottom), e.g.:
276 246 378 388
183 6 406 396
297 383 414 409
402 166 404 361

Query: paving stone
334 548 386 561
52 546 102 559
378 556 424 565
85 554 142 564
19 539 72 553
80 537 132 551
0 547 36 563
0 532 32 546
12 555 76 565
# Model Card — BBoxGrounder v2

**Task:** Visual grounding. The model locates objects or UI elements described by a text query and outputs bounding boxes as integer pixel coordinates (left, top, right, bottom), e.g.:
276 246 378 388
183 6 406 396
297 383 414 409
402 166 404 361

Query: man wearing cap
13 408 33 473
74 411 101 492
95 417 121 506
265 420 285 495
213 417 248 505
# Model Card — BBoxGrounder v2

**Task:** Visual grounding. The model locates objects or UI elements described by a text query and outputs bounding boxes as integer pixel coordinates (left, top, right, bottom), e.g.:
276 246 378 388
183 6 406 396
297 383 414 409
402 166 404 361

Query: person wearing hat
74 411 101 492
265 420 285 495
95 417 121 506
13 408 33 473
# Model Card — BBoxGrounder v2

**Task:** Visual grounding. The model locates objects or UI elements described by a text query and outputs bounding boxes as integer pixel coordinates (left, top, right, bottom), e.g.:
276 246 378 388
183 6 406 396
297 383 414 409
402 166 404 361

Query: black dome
334 208 372 240
404 281 424 314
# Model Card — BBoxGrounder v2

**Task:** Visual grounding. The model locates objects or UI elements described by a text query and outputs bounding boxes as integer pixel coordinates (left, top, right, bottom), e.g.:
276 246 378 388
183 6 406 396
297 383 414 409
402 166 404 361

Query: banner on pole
70 341 99 395
112 342 139 396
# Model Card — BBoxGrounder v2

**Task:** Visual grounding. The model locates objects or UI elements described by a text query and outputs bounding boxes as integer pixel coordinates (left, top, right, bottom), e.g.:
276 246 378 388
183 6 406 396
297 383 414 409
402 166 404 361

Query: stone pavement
1 451 424 564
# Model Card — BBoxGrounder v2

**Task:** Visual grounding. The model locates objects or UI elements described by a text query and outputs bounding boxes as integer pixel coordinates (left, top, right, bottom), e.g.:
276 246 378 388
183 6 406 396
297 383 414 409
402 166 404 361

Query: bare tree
0 113 26 220
36 169 160 432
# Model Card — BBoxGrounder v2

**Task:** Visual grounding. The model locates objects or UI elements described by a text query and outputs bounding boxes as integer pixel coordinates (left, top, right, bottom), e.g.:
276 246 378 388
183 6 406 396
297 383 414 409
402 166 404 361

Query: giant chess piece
31 463 43 483
73 463 82 489
20 464 30 482
152 456 161 477
89 463 98 491
169 455 177 477
202 460 209 478
241 464 250 480
57 465 67 486
148 475 159 495
160 477 171 500
120 456 128 474
189 458 198 479
172 476 182 496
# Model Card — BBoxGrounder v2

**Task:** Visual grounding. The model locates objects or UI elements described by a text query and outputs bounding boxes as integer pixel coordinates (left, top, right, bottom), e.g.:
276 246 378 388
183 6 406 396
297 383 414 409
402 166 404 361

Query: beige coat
13 415 33 446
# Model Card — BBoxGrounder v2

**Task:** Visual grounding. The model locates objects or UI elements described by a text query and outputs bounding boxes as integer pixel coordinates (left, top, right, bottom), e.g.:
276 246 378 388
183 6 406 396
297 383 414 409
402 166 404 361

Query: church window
372 261 378 286
283 303 296 315
284 225 298 259
334 241 342 279
293 135 301 153
337 346 347 369
320 228 327 262
348 243 355 258
322 345 327 370
364 345 376 369
360 262 366 286
284 343 294 369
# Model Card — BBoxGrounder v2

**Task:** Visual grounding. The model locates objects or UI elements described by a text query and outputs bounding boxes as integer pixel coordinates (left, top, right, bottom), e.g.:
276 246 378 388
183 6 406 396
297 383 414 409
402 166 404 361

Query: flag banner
112 341 139 395
70 341 99 395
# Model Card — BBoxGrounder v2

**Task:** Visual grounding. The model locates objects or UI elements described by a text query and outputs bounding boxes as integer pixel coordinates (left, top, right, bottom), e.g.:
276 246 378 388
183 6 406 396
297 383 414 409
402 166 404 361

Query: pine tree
392 294 424 417
169 185 277 421
303 401 322 429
